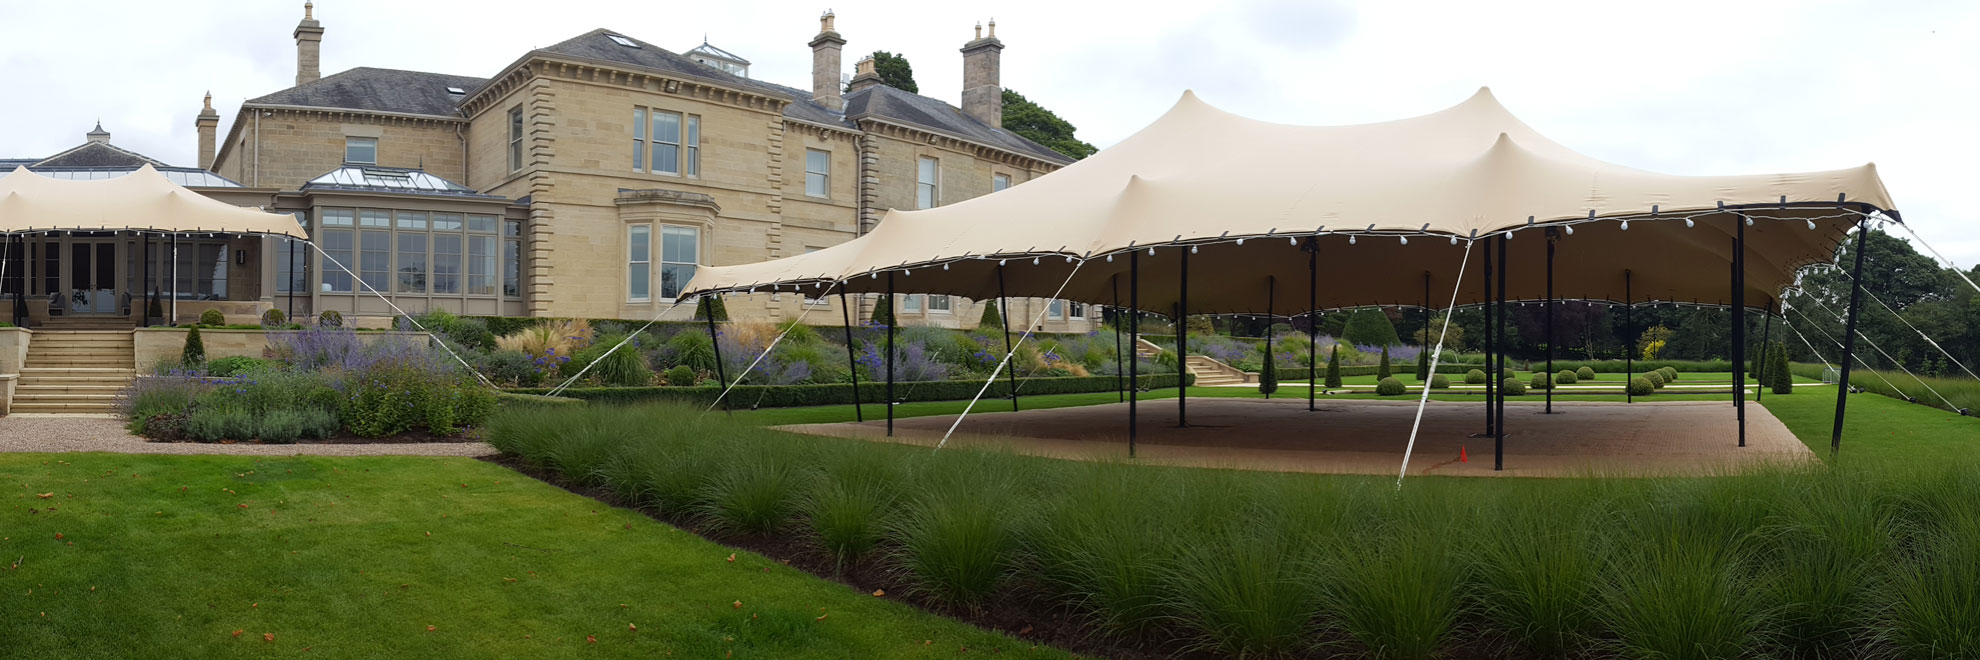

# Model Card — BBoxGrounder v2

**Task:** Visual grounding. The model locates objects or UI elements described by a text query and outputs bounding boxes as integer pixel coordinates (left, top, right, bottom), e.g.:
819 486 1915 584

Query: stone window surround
632 105 701 178
804 148 831 199
616 189 719 305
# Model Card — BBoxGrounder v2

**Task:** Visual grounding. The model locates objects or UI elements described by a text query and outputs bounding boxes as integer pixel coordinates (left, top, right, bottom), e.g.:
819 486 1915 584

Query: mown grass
1791 362 1980 414
488 402 1980 659
0 452 1066 659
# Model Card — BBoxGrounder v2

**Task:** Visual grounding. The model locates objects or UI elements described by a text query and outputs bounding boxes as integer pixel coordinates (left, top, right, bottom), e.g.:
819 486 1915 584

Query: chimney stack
294 1 324 86
846 56 882 94
808 10 846 112
959 19 1003 128
196 92 220 169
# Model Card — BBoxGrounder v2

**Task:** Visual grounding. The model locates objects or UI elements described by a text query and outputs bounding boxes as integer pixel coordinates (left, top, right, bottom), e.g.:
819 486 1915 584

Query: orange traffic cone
1459 446 1468 463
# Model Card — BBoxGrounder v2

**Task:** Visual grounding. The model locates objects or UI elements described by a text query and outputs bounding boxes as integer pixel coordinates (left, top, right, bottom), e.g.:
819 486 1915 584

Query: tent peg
1420 223 1431 231
1588 209 1597 220
1469 228 1479 239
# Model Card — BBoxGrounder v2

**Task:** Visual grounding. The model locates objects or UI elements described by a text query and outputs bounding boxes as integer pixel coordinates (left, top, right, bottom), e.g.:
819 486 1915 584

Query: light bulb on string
1190 245 1198 254
999 259 1007 266
1621 220 1630 231
1684 218 1695 228
1106 254 1113 262
1236 238 1245 246
1807 220 1817 230
1745 217 1754 226
1148 247 1155 256
1399 236 1408 245
1564 225 1574 235
1066 256 1075 263
1348 235 1357 245
1288 237 1297 246
1032 257 1040 265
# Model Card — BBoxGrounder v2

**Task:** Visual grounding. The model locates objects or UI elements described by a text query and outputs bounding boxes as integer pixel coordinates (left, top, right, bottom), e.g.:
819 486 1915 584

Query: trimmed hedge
1375 377 1406 396
1277 363 1477 382
496 392 585 408
1628 377 1655 396
1544 359 1732 374
508 373 1194 408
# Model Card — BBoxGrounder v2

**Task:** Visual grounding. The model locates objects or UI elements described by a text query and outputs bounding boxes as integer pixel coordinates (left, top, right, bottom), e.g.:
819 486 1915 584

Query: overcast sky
3 0 1976 267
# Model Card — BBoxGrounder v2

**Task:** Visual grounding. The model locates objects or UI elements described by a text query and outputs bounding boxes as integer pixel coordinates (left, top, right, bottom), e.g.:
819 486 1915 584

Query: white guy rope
1798 293 1959 408
542 296 690 398
1817 264 1980 381
1783 316 1838 371
702 291 827 414
1893 220 1980 297
305 241 495 389
936 259 1090 450
1397 239 1475 489
1785 303 1919 399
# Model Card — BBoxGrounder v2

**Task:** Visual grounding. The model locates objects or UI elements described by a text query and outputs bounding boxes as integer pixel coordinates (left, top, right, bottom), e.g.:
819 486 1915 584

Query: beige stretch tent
0 164 306 238
680 88 1895 314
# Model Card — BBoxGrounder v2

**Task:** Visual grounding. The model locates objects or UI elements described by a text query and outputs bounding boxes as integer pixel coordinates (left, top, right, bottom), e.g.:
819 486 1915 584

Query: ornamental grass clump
893 452 1027 610
807 447 902 569
1472 493 1604 658
697 445 807 537
1029 464 1177 637
1320 527 1469 660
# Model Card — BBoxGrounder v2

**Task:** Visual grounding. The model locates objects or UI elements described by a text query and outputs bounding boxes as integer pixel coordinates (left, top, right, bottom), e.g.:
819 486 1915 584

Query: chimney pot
847 56 882 94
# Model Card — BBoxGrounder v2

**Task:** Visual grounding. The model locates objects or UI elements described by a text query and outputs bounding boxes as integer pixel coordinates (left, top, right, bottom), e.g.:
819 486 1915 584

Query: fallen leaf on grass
871 589 884 597
732 600 742 609
231 630 242 638
815 614 829 622
1018 625 1033 634
427 625 435 632
587 635 597 644
628 623 637 632
726 553 735 563
263 633 274 642
35 493 51 499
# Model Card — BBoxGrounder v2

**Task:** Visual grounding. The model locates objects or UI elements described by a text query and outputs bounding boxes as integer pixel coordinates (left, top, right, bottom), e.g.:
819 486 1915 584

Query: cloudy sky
2 0 1975 267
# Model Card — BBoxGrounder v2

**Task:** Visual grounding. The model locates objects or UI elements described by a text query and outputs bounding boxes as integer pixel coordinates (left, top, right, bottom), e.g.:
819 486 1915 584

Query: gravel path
0 414 495 457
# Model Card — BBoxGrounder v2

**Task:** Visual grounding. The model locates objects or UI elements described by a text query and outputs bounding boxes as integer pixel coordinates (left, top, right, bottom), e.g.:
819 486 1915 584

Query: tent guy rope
1396 238 1474 488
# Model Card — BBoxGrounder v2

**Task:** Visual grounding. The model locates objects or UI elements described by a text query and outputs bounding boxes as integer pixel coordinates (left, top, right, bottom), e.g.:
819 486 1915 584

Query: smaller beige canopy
0 165 305 238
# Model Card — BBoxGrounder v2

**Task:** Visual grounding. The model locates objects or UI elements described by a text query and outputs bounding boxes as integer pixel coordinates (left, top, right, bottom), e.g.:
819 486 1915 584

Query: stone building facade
203 4 1093 332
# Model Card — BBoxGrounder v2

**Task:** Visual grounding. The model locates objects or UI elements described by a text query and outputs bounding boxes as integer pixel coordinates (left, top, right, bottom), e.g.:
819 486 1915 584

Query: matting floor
779 397 1815 478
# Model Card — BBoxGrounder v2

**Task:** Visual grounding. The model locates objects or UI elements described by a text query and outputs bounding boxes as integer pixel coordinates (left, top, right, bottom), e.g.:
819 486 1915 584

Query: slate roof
844 84 1072 164
246 67 487 117
32 141 168 169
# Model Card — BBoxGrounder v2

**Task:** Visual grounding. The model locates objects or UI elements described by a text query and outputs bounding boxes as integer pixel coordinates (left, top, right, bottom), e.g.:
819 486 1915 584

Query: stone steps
15 331 136 414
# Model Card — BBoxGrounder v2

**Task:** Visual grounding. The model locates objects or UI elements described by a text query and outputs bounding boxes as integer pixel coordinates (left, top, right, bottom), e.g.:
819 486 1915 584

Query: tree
1342 308 1401 347
1002 89 1097 160
1324 345 1343 388
1415 347 1430 381
979 299 1003 329
865 51 917 93
1378 346 1392 379
1259 353 1278 398
1770 341 1794 394
1413 316 1465 352
1639 325 1673 360
869 295 893 327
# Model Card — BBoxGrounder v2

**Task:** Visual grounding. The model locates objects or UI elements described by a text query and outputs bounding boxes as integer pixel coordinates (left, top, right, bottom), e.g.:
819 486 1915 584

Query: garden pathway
0 414 495 457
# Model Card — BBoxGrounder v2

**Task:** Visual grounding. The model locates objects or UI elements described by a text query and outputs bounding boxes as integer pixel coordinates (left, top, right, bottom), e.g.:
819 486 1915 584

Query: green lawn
0 453 1065 660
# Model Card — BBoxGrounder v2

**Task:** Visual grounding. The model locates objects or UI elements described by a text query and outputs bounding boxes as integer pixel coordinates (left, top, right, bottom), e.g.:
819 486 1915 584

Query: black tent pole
1831 217 1869 455
1545 228 1556 414
288 238 297 324
1625 270 1633 404
1496 234 1508 471
1112 274 1124 403
1422 271 1430 382
1263 276 1275 400
1308 240 1317 411
1756 298 1774 402
1733 223 1746 447
140 233 150 327
997 264 1018 411
1178 247 1189 426
705 294 729 415
1128 250 1139 458
886 273 896 437
837 284 862 423
1488 228 1496 434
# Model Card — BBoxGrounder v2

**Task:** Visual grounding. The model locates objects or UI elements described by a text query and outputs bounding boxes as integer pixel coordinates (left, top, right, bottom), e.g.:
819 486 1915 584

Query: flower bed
119 326 495 443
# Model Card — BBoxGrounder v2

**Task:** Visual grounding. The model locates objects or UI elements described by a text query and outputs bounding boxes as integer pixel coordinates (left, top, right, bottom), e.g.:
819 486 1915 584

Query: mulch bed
483 454 1217 660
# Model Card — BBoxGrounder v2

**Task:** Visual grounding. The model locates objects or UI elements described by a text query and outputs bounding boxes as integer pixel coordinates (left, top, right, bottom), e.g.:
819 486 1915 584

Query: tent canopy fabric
0 164 305 238
682 88 1894 314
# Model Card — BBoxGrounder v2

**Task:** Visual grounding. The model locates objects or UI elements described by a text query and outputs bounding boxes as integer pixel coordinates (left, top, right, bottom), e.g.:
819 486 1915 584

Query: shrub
667 330 717 373
693 296 729 322
1466 369 1487 385
1376 377 1406 396
1326 346 1344 388
1628 377 1655 396
181 326 205 367
198 308 225 326
1770 343 1793 394
417 310 496 351
260 308 286 327
869 295 893 327
1259 353 1278 397
1378 346 1393 379
595 344 653 387
318 310 344 327
979 299 1003 329
183 405 258 442
478 349 545 388
1502 377 1527 396
1555 369 1578 385
205 355 272 377
1576 366 1596 381
1430 374 1451 389
1343 307 1401 347
1645 371 1666 388
1661 367 1679 381
1415 348 1430 381
1531 373 1552 390
665 365 696 386
118 375 206 432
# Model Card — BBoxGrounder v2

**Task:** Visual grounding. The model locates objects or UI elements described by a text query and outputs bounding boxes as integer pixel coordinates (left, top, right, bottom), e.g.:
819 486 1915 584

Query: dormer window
445 86 466 95
606 34 639 48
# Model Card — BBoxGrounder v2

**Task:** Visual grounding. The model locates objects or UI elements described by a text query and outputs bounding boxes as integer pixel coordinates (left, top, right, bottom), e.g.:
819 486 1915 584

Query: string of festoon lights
709 199 1888 296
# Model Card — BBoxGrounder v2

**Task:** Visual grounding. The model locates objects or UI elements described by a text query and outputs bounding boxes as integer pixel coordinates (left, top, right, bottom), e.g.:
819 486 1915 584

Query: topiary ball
198 308 225 327
1531 373 1552 390
1555 369 1578 385
260 308 286 328
319 310 344 328
1645 371 1666 388
1628 377 1655 396
1502 377 1527 396
1376 377 1406 396
1661 367 1679 381
1465 369 1487 385
1430 374 1451 389
1576 366 1596 381
665 365 696 387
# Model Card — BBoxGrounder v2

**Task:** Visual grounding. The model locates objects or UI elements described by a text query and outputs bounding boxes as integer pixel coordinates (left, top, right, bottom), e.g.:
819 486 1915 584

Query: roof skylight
445 86 466 95
606 34 639 48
